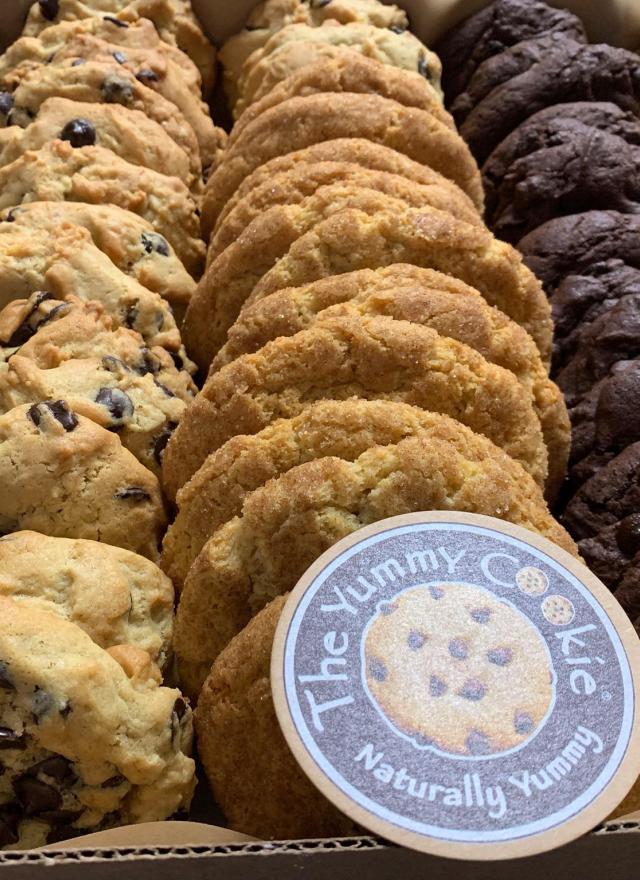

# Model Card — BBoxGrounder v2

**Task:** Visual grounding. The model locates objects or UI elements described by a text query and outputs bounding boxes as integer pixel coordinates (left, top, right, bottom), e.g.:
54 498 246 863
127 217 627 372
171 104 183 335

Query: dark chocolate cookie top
460 42 640 164
436 0 585 102
519 211 640 292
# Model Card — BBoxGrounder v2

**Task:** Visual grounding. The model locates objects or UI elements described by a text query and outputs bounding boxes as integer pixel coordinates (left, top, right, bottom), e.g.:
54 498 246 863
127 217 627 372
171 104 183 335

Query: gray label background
282 522 634 843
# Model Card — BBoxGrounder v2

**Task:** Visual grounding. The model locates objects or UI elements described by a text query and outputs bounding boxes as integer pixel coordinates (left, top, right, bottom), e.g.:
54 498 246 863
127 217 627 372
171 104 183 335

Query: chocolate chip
38 0 59 21
60 118 96 148
14 776 62 816
138 348 160 375
153 422 177 465
514 712 535 735
429 675 447 697
103 15 128 27
0 728 26 750
3 208 18 222
616 514 640 557
112 51 127 65
173 697 187 720
470 607 492 624
5 297 68 348
101 355 129 374
32 687 54 720
153 379 175 398
466 730 491 755
407 630 426 650
101 75 133 105
114 487 151 502
31 756 76 784
418 56 433 81
0 92 14 118
28 401 78 433
124 302 139 329
428 585 445 600
170 351 184 371
458 679 486 701
71 59 87 67
368 658 387 682
0 661 15 692
487 647 513 667
0 803 21 847
389 25 407 33
141 232 170 257
101 775 126 788
309 0 332 6
95 388 134 425
59 702 72 720
448 638 468 659
136 69 158 85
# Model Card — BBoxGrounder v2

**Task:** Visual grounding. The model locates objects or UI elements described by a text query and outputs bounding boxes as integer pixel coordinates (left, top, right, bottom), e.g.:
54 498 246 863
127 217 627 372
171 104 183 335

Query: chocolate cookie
519 212 640 292
485 123 640 244
460 42 640 164
551 260 640 373
563 441 640 593
436 0 585 102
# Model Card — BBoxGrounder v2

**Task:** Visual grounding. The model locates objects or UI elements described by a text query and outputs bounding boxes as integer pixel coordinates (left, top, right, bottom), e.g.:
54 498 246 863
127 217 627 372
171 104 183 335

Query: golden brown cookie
210 138 480 237
164 313 549 500
189 187 485 366
246 205 553 364
202 93 483 231
196 594 357 840
230 52 452 147
208 162 481 258
236 22 442 112
0 141 204 277
176 424 576 698
213 266 569 499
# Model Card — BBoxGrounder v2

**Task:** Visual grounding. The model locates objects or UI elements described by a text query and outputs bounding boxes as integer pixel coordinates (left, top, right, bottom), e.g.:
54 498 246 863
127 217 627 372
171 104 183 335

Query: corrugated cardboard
0 0 639 871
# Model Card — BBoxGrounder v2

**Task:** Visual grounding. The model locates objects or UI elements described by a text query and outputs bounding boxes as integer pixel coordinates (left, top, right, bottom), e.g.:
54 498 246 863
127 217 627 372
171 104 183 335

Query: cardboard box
1 0 640 873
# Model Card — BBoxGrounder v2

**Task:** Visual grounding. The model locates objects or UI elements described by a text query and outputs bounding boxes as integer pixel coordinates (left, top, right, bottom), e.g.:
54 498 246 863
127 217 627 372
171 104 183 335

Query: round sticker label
272 514 640 860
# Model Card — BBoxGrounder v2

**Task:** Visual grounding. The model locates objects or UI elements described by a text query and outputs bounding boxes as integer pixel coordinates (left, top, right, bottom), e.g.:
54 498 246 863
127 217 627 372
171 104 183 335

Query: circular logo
272 514 640 860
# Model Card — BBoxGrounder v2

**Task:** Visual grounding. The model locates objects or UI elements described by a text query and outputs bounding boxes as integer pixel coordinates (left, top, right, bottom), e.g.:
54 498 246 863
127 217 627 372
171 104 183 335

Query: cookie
0 97 200 194
562 441 640 592
230 52 451 148
540 594 575 626
211 265 571 499
0 597 194 850
22 0 215 94
436 0 585 102
520 211 640 292
1 15 202 97
482 102 640 220
0 202 196 319
555 292 640 408
460 41 640 164
237 22 442 112
485 124 640 244
6 61 201 167
161 392 555 591
208 138 472 244
219 0 409 107
0 354 186 476
0 224 184 353
515 566 549 597
175 425 576 697
0 402 166 560
0 531 173 666
242 206 552 365
0 141 204 277
202 93 483 231
209 163 481 259
196 593 356 840
213 266 568 499
0 293 195 398
165 312 549 500
551 260 640 374
364 583 553 755
189 186 486 366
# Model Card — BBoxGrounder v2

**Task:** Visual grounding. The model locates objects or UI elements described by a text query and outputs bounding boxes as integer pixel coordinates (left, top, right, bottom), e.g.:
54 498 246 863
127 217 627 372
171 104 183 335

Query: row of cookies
437 0 640 627
0 0 220 849
159 0 577 839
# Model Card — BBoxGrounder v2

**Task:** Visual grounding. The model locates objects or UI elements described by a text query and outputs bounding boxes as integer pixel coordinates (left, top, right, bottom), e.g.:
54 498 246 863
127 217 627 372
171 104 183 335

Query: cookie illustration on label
363 583 554 757
516 566 549 597
542 594 575 626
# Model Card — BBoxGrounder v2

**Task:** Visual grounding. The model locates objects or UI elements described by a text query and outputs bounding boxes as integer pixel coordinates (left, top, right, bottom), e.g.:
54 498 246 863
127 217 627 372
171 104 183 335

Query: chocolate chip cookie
175 424 575 697
165 312 549 500
0 597 194 849
0 531 173 666
0 401 166 559
202 93 483 231
0 141 204 277
436 0 585 102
